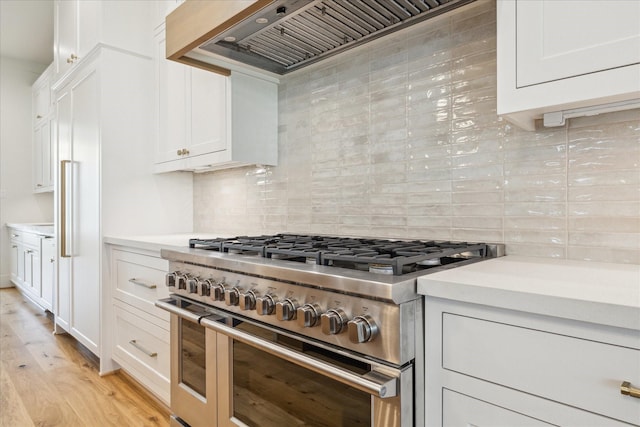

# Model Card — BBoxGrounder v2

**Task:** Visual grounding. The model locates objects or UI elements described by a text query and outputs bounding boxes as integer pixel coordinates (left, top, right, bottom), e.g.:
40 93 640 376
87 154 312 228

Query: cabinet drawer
443 389 553 427
442 313 640 425
113 303 169 404
22 233 41 248
112 249 169 322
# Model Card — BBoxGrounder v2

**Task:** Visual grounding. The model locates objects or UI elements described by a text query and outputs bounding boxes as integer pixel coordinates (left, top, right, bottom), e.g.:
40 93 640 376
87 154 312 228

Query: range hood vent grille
197 0 475 75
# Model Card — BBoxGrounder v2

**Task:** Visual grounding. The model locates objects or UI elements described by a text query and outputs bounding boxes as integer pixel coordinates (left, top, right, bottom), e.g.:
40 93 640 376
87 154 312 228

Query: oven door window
232 323 372 427
180 317 206 396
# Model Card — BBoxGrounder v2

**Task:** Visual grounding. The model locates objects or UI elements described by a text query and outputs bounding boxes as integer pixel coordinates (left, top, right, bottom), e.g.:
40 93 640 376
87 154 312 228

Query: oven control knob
239 290 257 311
166 272 178 288
177 273 190 290
187 277 199 294
211 281 225 301
276 299 297 321
297 303 321 327
348 315 379 343
225 287 240 306
256 295 276 315
199 279 213 297
321 309 348 335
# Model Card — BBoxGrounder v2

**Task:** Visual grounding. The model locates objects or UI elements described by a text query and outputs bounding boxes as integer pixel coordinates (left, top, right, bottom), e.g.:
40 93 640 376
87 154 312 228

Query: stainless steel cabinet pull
621 381 640 398
60 160 71 258
129 340 157 358
128 278 156 289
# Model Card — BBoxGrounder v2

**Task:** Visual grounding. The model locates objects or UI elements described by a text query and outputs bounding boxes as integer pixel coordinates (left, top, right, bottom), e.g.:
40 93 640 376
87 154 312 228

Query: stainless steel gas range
156 234 504 427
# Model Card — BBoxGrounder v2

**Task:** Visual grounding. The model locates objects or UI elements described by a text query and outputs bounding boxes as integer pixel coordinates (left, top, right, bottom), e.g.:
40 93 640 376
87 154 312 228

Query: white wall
0 56 54 287
193 0 640 265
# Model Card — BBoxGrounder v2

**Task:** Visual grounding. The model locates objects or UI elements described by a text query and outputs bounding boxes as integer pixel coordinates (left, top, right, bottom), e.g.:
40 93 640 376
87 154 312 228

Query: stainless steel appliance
156 234 503 427
166 0 477 76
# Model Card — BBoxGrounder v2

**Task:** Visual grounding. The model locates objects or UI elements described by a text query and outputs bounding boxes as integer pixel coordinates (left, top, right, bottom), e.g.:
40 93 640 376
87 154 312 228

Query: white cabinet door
68 66 101 353
55 88 72 332
496 0 640 130
190 67 227 157
10 238 20 285
154 26 228 165
54 0 77 77
516 0 640 88
155 27 188 164
33 73 51 126
54 64 100 353
33 117 55 193
40 238 55 312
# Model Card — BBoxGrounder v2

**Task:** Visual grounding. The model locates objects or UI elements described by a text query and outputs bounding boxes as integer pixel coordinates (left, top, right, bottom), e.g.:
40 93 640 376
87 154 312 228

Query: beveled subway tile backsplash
194 0 640 264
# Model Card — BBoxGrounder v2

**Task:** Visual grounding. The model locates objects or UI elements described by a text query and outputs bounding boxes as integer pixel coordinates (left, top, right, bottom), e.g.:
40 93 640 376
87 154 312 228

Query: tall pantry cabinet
52 0 192 370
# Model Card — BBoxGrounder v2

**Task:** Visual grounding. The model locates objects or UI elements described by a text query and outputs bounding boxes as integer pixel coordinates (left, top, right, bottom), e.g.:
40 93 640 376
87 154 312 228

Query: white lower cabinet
107 245 170 405
425 298 640 426
40 237 55 312
7 227 55 311
113 302 170 404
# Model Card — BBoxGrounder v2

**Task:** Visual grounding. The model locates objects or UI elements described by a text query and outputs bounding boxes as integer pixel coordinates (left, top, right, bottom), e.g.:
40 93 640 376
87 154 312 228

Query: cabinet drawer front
442 313 640 425
113 304 170 403
22 233 41 248
443 389 554 427
113 250 169 321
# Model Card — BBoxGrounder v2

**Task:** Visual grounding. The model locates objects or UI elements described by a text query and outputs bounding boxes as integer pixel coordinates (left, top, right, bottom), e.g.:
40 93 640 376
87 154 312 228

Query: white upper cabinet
497 0 640 130
32 65 54 193
154 24 278 173
32 65 52 126
54 0 153 81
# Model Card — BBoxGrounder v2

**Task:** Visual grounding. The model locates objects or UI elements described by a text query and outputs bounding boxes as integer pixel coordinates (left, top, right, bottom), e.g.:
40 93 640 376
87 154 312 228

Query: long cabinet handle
60 160 71 258
128 278 156 289
129 340 157 358
621 381 640 399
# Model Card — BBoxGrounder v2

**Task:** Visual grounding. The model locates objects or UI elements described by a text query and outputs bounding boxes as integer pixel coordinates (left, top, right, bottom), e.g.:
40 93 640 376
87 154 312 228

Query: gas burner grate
188 235 488 275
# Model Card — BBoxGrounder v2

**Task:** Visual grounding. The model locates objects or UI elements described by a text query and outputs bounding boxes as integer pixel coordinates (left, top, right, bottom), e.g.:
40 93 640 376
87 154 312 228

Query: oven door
165 298 218 427
158 296 413 427
200 312 413 427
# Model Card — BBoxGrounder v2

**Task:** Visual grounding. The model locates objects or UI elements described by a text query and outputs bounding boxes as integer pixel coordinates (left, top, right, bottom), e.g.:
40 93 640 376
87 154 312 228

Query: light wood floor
0 287 171 427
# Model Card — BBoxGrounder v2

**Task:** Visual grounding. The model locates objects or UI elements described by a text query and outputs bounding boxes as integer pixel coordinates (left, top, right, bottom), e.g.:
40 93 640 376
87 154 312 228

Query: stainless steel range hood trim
167 0 478 77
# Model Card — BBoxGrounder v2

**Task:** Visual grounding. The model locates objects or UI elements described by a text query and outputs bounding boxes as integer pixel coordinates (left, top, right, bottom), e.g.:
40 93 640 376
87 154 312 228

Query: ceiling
0 0 54 65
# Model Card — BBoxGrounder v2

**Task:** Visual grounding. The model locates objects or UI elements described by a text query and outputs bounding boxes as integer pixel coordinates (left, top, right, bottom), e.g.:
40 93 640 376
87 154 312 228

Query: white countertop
6 223 55 237
103 233 230 252
418 256 640 331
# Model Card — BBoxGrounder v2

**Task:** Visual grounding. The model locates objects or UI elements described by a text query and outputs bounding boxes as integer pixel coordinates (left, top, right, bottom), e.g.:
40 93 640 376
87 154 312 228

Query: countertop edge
6 223 55 237
417 256 640 331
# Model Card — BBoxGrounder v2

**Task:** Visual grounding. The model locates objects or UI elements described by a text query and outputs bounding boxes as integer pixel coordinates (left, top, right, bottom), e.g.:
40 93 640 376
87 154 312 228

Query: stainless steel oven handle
199 316 398 398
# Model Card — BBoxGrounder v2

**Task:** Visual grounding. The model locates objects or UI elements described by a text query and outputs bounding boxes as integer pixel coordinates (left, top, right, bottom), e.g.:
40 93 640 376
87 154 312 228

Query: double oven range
156 234 503 427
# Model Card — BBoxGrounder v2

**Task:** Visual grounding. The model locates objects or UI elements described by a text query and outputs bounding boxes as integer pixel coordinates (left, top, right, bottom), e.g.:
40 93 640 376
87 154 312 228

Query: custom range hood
166 0 476 77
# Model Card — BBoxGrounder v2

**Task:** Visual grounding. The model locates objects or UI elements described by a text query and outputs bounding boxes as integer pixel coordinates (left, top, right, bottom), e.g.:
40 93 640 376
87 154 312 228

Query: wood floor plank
0 288 171 427
0 360 35 427
1 340 83 426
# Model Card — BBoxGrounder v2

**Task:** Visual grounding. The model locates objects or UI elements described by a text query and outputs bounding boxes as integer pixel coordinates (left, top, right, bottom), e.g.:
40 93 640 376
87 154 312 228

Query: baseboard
0 274 15 288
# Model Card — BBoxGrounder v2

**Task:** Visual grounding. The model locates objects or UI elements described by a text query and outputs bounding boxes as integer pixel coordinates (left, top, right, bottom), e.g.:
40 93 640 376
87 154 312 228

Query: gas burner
189 234 488 276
